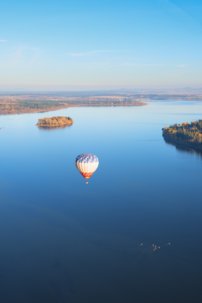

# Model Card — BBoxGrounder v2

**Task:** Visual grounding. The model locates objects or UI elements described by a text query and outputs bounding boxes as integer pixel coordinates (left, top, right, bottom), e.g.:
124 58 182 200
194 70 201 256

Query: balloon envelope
75 154 99 179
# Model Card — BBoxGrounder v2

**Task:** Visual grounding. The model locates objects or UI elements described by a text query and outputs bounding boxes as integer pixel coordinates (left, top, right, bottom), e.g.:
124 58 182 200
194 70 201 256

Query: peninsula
1 92 202 115
162 120 202 153
0 94 146 115
37 116 73 128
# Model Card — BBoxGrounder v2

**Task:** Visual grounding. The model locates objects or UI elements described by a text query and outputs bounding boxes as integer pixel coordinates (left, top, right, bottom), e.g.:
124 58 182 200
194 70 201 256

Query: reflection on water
1 101 202 303
163 135 202 158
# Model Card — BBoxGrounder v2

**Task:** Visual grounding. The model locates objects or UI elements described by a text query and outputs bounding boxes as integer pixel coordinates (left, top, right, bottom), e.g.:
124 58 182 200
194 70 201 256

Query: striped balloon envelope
75 154 99 180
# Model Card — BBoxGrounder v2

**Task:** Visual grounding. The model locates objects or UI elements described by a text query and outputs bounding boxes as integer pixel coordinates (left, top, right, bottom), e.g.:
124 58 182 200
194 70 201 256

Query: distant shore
0 95 146 115
1 93 202 115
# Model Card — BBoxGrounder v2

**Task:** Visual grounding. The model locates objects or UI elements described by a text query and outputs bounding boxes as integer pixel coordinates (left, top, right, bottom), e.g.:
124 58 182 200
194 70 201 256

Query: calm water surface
1 101 202 303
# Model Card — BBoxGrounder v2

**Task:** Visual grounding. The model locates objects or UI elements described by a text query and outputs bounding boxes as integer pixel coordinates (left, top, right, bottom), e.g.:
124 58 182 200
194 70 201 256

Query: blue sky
0 0 202 90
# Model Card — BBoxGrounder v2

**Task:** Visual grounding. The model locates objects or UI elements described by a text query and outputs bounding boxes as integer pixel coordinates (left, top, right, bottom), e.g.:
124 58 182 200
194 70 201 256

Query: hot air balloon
75 154 99 181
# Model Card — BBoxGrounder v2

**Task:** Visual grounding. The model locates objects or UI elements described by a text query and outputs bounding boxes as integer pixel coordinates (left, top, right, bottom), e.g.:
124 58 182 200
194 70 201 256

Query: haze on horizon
0 0 202 91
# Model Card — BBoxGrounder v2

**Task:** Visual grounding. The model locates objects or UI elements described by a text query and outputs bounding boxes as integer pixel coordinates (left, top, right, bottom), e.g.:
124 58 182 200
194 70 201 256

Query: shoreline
1 92 202 115
162 120 202 154
0 99 146 115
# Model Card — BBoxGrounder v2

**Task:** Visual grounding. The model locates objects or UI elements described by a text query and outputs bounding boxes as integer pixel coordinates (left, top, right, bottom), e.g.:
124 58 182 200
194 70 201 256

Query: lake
1 101 202 303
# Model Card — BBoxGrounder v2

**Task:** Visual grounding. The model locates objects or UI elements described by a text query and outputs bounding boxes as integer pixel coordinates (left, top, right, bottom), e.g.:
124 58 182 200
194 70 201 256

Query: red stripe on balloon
81 172 93 179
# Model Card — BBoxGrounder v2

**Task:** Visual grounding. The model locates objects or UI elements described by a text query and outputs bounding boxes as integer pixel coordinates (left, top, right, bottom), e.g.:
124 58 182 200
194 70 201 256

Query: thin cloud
115 62 188 69
116 62 166 67
67 50 118 57
0 39 7 43
176 64 187 69
9 46 41 67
